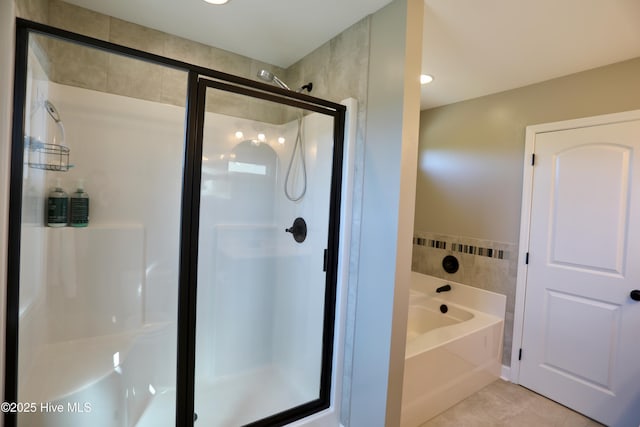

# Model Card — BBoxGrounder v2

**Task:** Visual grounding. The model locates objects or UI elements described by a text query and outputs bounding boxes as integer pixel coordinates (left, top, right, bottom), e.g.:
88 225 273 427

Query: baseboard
500 364 511 381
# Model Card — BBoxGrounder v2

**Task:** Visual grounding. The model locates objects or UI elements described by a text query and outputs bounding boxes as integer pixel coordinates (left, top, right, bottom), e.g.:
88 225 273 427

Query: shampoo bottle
47 178 68 227
69 179 89 227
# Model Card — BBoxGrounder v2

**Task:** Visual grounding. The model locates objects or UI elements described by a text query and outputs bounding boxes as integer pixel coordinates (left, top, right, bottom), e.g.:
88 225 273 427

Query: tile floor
419 379 604 427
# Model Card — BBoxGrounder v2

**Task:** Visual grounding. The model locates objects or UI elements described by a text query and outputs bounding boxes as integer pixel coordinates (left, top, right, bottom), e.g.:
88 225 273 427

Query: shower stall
5 19 352 427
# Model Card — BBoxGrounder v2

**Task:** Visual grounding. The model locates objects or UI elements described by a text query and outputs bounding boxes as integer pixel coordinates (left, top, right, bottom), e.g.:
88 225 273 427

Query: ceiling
421 0 640 109
61 0 393 68
63 0 640 111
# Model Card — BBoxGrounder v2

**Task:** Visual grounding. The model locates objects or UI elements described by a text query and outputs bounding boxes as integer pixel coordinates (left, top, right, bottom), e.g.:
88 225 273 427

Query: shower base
136 365 313 426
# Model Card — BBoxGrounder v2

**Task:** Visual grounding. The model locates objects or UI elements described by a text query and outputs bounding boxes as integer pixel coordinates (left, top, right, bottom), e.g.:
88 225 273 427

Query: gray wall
416 57 640 243
349 0 422 426
413 57 640 366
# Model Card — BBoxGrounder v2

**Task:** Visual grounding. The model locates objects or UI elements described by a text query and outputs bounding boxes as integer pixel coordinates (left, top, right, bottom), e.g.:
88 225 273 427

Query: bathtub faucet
436 284 452 293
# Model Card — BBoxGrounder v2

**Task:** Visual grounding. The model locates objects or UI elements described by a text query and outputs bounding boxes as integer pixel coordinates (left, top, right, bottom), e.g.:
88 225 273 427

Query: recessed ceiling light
203 0 230 4
420 74 434 85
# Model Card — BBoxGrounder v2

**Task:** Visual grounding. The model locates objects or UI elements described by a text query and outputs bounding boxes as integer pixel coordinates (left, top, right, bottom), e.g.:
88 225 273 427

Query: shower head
257 69 291 90
44 100 62 123
257 69 314 93
43 100 66 145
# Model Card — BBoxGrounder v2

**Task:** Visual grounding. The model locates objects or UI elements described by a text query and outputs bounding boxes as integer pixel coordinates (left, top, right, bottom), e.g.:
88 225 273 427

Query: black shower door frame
5 18 346 427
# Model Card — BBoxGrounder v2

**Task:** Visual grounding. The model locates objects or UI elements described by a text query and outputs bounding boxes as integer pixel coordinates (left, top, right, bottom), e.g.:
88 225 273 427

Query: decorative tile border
412 231 518 366
413 236 507 260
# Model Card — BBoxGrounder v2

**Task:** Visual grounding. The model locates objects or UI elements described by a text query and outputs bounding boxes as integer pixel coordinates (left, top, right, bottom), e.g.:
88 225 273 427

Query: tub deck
406 291 503 358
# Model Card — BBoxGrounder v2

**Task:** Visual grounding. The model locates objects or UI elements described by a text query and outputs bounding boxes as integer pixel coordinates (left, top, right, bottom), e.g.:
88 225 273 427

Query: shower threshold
136 364 314 426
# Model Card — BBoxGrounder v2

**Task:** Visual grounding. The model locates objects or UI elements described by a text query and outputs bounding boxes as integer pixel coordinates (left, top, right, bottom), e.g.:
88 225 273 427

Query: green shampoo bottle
47 178 68 227
69 179 89 227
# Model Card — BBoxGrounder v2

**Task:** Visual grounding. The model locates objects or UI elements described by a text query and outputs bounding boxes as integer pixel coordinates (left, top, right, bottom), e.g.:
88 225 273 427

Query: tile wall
15 0 48 23
412 230 518 365
18 0 289 123
16 0 373 129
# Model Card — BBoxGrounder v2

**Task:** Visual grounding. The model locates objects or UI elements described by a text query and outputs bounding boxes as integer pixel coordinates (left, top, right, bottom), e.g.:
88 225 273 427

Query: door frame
510 108 640 383
6 18 347 427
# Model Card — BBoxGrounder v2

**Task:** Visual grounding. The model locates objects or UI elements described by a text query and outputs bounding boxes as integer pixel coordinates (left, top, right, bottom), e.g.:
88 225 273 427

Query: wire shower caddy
25 99 71 172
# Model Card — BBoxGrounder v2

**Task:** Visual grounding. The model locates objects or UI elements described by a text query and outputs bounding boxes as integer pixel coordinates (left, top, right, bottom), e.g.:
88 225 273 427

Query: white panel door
520 118 640 427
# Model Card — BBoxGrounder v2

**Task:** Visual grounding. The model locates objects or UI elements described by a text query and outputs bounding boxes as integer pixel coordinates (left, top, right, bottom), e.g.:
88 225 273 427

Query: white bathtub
400 272 506 427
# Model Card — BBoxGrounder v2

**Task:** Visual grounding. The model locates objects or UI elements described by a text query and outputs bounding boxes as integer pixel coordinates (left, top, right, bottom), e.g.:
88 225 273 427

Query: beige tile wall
285 16 370 150
412 230 518 366
15 0 49 23
286 17 369 106
19 0 291 123
16 0 370 129
18 1 375 126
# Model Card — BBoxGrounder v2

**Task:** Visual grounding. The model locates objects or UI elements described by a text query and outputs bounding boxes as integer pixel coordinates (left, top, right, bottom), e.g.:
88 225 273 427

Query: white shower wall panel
17 83 188 399
44 225 144 342
195 106 335 398
195 112 283 381
272 112 335 400
47 82 185 328
18 45 53 391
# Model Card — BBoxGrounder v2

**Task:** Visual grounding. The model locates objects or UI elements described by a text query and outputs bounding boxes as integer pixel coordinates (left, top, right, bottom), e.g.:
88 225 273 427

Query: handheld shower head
44 99 66 145
257 69 290 90
44 100 62 123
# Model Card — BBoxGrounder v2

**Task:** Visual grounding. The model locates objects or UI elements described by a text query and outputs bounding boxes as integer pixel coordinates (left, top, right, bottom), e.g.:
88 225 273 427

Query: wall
413 57 640 366
0 0 18 405
16 0 48 22
348 0 422 426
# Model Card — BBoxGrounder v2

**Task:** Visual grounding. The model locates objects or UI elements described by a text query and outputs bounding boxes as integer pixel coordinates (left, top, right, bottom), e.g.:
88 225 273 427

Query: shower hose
284 111 306 201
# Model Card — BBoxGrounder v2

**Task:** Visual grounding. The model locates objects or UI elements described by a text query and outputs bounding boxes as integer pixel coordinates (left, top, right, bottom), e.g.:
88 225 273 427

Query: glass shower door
8 28 186 427
190 78 340 426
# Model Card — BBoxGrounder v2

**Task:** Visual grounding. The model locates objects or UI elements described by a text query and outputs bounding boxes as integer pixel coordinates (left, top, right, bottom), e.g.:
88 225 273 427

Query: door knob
631 290 640 301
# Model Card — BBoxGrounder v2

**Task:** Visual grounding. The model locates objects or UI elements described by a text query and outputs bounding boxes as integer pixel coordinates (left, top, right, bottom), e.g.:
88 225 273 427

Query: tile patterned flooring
419 379 604 427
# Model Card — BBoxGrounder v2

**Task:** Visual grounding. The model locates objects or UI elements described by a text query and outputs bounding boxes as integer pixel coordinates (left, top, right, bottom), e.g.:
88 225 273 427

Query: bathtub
400 272 506 427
